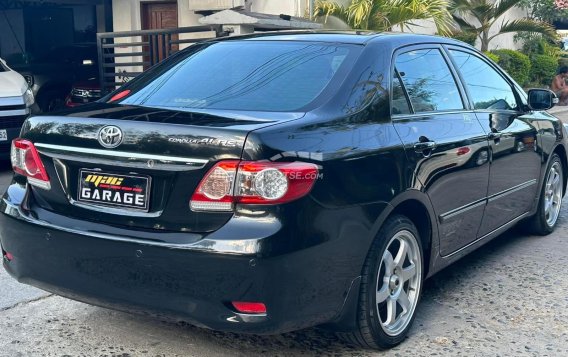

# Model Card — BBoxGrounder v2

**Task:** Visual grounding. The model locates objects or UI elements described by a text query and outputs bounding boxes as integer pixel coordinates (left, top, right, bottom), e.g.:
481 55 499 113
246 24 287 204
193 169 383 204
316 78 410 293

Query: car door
447 48 541 237
391 45 490 256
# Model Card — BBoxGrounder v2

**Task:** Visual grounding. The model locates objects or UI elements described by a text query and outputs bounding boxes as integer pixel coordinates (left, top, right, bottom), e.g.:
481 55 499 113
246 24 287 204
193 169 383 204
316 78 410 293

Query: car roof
215 30 473 48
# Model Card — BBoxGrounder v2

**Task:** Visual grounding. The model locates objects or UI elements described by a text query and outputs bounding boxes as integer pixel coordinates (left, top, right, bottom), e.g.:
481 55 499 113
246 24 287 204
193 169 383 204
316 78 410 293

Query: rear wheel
525 153 564 235
339 215 423 349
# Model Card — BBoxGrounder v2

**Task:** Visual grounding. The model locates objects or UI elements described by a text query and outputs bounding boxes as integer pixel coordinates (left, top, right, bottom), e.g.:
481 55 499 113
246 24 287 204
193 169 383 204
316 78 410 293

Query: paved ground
1 110 568 356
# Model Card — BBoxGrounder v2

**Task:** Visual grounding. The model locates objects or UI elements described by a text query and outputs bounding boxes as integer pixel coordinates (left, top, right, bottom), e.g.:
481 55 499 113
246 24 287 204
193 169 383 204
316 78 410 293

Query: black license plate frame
77 170 151 212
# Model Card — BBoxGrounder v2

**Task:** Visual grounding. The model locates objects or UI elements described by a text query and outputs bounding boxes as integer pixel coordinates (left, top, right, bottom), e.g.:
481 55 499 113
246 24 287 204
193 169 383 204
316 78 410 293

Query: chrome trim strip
35 143 208 165
47 151 203 172
487 180 537 203
441 212 530 258
439 199 486 223
0 108 29 117
392 110 471 120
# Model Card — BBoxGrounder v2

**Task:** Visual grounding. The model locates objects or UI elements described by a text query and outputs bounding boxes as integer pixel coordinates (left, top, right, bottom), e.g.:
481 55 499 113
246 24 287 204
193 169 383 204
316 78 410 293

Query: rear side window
392 71 411 114
449 50 519 111
394 49 464 113
119 41 359 112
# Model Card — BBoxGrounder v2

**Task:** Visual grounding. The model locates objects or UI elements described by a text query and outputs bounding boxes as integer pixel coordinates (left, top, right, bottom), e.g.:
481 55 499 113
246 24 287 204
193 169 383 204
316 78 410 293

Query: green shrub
518 33 561 60
559 57 568 69
541 41 561 61
519 33 546 59
530 54 558 86
491 49 531 86
484 52 499 63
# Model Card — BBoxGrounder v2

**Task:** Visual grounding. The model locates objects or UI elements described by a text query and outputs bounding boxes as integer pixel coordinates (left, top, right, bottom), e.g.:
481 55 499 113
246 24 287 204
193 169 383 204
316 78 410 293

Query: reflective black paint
1 32 567 334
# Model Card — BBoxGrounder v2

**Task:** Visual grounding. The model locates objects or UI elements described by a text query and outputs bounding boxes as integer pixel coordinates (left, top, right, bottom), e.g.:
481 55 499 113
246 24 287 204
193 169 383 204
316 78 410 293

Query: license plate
78 170 151 211
0 130 6 141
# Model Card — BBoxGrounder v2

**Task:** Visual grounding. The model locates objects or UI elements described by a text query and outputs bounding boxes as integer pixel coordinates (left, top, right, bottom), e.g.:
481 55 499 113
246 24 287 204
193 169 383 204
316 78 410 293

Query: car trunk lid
20 104 299 233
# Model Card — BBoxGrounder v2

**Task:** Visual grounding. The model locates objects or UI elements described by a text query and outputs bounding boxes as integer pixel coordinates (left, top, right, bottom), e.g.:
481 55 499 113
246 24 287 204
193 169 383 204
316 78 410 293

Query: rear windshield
118 41 360 112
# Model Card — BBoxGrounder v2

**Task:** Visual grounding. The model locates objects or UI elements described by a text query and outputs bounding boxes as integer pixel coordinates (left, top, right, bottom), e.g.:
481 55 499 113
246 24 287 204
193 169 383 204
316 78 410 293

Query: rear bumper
0 183 376 334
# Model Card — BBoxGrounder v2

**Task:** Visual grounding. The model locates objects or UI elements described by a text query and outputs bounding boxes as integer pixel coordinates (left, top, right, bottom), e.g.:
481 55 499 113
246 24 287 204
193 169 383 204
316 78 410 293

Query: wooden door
141 2 178 68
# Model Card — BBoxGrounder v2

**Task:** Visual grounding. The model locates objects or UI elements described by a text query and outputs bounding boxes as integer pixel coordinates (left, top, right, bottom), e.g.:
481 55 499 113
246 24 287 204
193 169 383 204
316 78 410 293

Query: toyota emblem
98 125 123 148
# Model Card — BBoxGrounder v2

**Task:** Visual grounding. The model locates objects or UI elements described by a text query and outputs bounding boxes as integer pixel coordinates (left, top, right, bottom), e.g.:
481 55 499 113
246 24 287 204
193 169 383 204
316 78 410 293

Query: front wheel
525 153 564 235
339 215 423 349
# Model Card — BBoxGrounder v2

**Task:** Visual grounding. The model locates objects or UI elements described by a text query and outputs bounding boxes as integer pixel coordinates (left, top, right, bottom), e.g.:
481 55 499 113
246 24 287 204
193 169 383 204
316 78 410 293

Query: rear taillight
190 161 239 212
190 160 319 212
11 138 51 190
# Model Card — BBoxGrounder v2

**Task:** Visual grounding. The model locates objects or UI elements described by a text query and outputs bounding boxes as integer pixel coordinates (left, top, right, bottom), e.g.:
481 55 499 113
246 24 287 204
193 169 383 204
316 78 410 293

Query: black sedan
1 32 566 350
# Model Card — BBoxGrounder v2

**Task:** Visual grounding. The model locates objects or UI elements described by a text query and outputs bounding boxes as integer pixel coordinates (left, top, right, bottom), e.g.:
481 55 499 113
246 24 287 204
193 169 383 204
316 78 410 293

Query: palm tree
314 0 453 35
451 0 557 52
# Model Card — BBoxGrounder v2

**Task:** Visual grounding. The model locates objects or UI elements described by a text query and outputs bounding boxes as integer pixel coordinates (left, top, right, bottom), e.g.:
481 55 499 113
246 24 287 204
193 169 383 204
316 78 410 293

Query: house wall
250 0 306 17
112 0 308 33
110 0 310 82
112 0 201 32
480 6 526 50
111 0 214 81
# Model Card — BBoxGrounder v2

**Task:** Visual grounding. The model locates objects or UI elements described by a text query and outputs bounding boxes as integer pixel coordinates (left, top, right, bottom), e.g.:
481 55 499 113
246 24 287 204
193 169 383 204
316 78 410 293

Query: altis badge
168 137 239 147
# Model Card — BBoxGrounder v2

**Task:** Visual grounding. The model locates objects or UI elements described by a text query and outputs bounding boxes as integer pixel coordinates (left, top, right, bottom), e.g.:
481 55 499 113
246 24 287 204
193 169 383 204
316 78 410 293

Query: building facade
112 0 312 35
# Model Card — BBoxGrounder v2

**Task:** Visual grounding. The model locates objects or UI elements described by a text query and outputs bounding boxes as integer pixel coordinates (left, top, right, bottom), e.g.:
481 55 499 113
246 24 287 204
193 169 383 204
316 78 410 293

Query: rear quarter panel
239 41 414 293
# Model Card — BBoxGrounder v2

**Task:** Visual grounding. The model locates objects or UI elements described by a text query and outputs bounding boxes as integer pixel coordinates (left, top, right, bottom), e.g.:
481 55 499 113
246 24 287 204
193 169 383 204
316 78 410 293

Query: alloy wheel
544 161 563 228
375 230 422 336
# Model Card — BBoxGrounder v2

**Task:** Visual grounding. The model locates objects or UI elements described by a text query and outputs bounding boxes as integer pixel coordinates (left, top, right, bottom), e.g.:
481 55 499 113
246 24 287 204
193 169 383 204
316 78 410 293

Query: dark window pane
392 73 411 114
395 49 463 113
119 41 359 112
450 50 518 110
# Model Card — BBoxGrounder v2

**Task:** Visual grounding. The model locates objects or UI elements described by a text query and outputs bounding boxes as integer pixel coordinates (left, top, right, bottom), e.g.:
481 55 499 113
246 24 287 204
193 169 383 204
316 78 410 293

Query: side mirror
528 89 558 111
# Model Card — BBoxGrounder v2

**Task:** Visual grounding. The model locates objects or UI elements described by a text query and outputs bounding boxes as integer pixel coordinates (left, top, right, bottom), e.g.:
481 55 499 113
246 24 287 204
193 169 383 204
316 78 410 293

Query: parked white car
0 58 34 157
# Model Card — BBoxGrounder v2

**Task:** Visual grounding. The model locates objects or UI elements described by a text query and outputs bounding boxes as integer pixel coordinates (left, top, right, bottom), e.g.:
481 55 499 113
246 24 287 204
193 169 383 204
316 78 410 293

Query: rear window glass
118 41 359 112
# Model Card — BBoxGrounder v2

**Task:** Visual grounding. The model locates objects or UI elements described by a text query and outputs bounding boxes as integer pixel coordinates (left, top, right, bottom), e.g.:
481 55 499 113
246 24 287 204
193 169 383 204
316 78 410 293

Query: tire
338 215 423 349
524 153 564 235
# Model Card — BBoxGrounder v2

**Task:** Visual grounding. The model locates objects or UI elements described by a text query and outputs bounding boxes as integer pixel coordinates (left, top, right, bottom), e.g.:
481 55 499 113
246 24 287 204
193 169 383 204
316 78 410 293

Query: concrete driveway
1 120 568 355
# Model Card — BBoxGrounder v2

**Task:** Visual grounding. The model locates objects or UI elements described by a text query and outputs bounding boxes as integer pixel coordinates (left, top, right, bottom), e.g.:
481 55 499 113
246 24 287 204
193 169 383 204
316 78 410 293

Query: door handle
413 141 437 153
